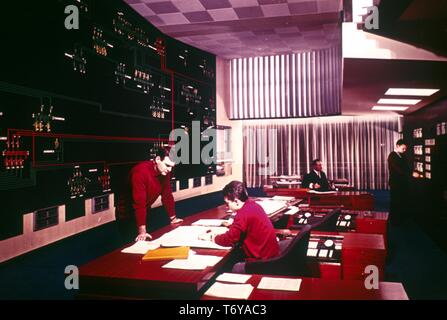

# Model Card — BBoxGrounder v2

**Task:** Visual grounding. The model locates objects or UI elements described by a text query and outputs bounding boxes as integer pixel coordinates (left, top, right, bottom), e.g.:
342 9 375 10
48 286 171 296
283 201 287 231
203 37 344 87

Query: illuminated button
324 239 334 247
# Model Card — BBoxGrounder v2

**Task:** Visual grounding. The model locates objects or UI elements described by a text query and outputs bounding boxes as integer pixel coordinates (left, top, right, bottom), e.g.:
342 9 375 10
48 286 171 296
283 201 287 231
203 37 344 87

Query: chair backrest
312 208 341 232
245 225 312 276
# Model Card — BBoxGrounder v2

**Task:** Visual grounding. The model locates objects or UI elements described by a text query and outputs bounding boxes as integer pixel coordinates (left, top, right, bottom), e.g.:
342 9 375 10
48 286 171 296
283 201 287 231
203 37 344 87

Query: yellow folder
142 246 190 261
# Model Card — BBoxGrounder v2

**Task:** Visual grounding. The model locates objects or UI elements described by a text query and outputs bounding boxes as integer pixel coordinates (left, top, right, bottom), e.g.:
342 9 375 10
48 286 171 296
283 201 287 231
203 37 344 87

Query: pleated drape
230 46 342 119
243 116 401 190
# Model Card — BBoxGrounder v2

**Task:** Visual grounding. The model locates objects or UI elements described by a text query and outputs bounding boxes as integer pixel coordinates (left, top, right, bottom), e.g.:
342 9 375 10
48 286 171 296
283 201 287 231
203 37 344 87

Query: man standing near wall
388 139 418 226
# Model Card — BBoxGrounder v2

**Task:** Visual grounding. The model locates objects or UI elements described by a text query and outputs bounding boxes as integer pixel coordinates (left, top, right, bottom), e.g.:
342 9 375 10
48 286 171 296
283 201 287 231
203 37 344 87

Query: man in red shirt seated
130 147 183 241
200 180 280 273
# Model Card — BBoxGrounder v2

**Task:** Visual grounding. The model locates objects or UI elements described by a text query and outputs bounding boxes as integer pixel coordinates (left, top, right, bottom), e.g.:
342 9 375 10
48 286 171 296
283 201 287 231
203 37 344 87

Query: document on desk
216 273 252 283
256 200 287 216
152 226 231 250
272 195 295 201
276 181 300 185
162 254 223 270
204 282 254 300
257 277 302 292
192 219 226 227
308 190 337 194
121 241 160 254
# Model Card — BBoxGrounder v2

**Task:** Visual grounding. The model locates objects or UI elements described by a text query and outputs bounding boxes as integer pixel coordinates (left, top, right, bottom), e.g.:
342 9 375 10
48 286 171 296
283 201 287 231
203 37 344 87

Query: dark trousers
389 185 410 226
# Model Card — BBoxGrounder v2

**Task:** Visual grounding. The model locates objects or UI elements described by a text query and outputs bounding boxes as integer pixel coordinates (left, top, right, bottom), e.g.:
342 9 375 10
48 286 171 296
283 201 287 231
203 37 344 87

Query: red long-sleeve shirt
214 199 280 261
129 160 176 227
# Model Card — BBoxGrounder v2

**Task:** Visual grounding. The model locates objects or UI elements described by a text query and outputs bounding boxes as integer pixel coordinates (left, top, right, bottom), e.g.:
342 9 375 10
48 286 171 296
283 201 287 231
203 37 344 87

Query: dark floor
0 189 446 299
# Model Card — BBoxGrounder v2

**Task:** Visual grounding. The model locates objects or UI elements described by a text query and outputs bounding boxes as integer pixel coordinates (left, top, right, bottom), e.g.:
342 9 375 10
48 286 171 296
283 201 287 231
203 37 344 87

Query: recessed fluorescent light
378 98 421 105
372 106 409 111
385 88 440 96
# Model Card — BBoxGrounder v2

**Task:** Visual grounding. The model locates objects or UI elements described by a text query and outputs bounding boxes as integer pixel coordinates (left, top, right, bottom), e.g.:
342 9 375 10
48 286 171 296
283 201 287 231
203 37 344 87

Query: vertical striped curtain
243 116 401 190
230 46 342 119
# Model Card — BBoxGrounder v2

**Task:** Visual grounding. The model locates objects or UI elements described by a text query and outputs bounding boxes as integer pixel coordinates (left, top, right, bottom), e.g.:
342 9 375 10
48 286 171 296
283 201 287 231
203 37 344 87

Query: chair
312 207 341 232
245 225 312 277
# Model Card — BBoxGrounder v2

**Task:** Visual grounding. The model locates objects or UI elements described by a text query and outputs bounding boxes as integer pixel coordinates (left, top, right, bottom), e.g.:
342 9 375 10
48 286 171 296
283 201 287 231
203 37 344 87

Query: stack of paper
162 254 223 270
204 282 254 300
121 241 160 254
216 273 252 283
257 277 302 292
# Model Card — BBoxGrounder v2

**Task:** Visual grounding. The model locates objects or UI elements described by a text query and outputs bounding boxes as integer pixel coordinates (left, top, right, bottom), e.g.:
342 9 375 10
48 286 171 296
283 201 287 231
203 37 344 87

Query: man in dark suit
388 139 417 226
301 159 331 191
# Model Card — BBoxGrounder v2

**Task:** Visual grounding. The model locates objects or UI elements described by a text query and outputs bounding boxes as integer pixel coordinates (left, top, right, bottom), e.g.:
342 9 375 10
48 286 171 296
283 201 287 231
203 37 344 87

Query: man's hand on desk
221 219 233 227
170 216 183 224
135 225 152 242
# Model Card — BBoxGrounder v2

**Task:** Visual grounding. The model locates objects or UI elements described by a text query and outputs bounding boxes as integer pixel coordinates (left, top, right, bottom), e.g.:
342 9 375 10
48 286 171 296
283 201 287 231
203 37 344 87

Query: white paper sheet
192 219 226 227
216 273 252 283
256 200 287 216
277 181 300 185
308 190 337 194
151 226 231 250
162 254 223 270
204 282 254 299
257 277 302 292
121 241 160 254
272 196 295 201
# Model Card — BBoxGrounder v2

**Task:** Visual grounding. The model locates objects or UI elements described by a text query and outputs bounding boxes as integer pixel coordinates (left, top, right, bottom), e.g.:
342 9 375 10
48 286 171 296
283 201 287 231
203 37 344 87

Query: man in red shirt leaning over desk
129 147 183 241
199 180 280 273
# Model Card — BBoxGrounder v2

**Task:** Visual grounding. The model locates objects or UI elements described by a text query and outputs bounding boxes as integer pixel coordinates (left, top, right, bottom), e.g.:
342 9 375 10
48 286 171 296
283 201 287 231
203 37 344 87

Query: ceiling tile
208 8 239 21
184 11 214 23
145 1 180 14
171 0 206 12
234 6 264 19
260 3 291 17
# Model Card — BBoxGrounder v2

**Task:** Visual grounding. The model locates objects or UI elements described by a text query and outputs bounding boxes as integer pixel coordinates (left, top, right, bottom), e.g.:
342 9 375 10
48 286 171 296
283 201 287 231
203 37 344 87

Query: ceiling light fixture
372 106 409 111
377 98 421 105
385 88 440 96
